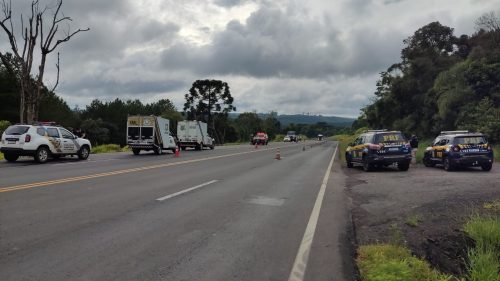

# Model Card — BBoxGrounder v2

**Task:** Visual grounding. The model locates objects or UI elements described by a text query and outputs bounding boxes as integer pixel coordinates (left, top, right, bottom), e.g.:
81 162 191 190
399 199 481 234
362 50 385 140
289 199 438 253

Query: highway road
0 141 354 281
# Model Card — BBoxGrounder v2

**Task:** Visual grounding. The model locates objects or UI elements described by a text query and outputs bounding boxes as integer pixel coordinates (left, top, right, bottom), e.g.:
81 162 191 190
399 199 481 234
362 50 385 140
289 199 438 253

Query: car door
432 138 448 161
59 128 78 154
46 127 63 153
352 136 365 161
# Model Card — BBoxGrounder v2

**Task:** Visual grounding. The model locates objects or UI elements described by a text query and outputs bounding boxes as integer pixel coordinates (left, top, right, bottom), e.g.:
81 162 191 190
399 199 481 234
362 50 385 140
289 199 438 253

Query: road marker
156 180 218 201
288 144 338 281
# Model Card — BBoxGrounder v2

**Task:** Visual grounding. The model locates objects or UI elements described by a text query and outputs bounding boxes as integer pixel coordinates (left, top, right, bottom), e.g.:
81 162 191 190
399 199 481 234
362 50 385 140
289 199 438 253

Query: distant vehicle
127 116 177 155
345 129 411 171
177 120 214 150
252 132 269 145
286 131 298 142
283 135 291 142
317 134 324 141
0 123 91 163
423 131 493 171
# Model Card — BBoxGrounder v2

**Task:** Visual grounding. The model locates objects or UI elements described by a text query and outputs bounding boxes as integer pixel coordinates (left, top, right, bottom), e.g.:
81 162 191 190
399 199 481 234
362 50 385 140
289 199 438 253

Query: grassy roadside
357 213 500 281
91 144 130 154
0 152 3 160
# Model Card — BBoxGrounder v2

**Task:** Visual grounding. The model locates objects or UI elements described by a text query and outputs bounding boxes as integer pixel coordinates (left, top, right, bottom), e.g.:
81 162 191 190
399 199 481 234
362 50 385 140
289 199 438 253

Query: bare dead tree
0 0 88 123
476 11 500 32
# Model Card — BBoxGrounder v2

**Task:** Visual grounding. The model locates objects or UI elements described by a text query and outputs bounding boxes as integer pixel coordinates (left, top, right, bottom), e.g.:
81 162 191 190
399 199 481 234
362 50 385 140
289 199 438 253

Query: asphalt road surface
0 141 354 281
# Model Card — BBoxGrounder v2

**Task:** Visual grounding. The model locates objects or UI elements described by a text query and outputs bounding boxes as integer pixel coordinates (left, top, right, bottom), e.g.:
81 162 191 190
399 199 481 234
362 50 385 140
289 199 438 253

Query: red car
251 132 269 145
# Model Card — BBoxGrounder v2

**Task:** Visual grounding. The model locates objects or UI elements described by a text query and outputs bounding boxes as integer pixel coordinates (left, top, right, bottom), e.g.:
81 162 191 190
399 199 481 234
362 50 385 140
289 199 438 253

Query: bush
357 244 452 281
0 120 11 135
91 144 128 154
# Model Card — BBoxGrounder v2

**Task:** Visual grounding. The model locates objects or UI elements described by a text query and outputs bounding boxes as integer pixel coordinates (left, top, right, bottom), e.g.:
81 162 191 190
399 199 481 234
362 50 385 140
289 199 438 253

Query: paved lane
0 141 353 281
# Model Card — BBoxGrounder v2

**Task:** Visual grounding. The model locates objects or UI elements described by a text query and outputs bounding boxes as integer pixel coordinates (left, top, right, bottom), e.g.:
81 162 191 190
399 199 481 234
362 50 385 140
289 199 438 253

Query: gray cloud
214 0 250 7
1 0 495 117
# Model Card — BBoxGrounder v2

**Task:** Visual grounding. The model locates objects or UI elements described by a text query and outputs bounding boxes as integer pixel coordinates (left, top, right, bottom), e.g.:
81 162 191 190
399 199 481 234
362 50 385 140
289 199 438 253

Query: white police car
0 123 92 163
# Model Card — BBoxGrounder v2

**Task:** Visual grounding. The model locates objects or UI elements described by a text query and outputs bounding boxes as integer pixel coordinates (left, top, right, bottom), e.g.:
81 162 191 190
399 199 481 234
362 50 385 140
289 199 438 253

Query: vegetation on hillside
355 14 500 143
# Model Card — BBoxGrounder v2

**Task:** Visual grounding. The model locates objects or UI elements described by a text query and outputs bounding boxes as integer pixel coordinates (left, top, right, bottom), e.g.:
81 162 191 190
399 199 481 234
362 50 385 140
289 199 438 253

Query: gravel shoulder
343 162 500 276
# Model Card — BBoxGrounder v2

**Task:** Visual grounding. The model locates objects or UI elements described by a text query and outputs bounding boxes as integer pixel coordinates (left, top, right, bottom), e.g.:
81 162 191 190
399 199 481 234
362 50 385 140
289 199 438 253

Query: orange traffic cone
174 147 180 157
275 148 281 160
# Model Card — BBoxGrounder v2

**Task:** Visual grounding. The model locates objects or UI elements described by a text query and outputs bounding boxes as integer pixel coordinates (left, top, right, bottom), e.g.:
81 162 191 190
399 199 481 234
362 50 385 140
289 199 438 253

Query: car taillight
25 134 31 142
452 145 460 152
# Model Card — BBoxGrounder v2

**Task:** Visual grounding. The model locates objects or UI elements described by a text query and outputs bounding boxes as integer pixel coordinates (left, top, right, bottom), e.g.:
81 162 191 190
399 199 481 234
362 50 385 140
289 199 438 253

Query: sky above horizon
1 0 498 118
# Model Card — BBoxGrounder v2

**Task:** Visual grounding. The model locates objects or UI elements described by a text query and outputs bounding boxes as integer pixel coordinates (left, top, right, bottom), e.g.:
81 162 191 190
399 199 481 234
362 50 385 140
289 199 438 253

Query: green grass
415 139 432 164
331 134 356 162
464 215 500 250
0 152 3 160
464 214 500 281
91 144 129 154
405 214 423 227
467 248 499 281
357 244 453 281
483 200 500 211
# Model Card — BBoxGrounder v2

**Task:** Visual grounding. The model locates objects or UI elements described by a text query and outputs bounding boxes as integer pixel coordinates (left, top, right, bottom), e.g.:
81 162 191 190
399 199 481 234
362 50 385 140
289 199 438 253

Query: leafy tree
184 79 236 143
80 118 110 145
263 111 281 139
235 112 262 142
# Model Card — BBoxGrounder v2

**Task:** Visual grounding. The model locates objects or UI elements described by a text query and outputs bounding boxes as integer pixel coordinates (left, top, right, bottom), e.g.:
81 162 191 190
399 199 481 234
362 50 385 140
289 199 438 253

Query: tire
346 153 353 168
443 157 454 171
210 145 215 150
132 148 140 155
398 162 410 171
154 146 163 155
4 153 19 162
195 143 202 151
423 156 434 167
78 146 90 160
362 156 372 172
34 146 50 163
481 163 492 171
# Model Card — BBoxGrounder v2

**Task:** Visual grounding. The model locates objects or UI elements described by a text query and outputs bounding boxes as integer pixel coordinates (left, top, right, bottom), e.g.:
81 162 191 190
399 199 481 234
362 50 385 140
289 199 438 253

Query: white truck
127 116 177 155
177 120 214 150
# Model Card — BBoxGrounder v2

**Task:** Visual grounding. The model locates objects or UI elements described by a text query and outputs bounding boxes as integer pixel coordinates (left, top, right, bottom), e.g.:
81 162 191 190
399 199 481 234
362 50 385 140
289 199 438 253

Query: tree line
0 63 349 145
355 12 500 142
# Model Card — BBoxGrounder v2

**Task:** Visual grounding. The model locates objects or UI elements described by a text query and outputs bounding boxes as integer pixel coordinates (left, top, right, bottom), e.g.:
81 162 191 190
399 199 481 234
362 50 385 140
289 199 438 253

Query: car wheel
443 157 454 171
362 156 372 172
34 146 50 163
210 145 215 150
154 146 162 155
423 156 434 167
132 148 140 155
481 163 492 171
4 153 19 162
346 153 353 168
78 146 90 160
398 162 410 171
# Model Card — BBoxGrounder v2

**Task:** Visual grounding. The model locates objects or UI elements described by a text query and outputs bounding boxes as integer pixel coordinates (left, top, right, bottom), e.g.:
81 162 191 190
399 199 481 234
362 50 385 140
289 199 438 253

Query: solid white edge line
288 143 338 281
156 180 219 201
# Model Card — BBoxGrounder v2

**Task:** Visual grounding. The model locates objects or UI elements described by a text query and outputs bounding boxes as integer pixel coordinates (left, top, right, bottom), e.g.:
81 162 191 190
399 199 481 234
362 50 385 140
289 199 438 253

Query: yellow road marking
0 147 279 193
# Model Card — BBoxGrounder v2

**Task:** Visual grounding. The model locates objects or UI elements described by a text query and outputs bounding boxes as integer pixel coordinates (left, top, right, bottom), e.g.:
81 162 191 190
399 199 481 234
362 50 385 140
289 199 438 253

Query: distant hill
229 113 355 126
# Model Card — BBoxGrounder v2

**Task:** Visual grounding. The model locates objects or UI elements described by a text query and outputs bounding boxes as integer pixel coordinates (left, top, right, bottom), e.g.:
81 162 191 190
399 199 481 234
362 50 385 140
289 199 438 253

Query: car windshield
4 126 30 135
453 136 487 145
374 133 404 143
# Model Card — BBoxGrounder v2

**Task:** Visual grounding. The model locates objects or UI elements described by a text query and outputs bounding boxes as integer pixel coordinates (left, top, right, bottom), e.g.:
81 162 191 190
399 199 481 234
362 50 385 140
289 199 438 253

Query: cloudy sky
1 0 498 117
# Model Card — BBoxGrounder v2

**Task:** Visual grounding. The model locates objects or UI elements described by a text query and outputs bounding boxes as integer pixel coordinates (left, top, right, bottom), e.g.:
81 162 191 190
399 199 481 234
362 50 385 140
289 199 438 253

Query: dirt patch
344 163 500 278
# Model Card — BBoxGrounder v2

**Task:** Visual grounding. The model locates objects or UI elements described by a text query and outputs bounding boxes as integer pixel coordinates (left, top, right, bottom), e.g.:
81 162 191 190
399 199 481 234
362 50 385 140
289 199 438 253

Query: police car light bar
440 130 469 135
